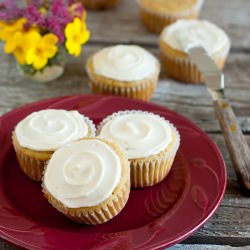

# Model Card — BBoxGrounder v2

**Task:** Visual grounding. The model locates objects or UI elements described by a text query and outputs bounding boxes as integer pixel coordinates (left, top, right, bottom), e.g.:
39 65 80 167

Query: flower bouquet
0 0 90 82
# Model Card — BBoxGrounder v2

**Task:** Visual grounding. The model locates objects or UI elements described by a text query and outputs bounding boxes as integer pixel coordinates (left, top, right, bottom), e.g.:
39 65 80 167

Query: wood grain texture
0 0 250 249
87 0 250 49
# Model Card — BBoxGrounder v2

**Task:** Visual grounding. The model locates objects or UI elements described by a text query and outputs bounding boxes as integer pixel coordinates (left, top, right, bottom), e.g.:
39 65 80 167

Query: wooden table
0 0 250 249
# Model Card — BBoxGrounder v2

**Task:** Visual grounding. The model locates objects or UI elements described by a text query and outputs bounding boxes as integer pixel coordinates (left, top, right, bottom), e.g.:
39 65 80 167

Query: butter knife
188 47 250 192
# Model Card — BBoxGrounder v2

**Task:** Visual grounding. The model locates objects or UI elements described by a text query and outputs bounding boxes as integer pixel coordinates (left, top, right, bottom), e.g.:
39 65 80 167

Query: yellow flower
26 33 58 70
4 30 35 64
0 21 5 38
39 7 47 15
0 18 26 41
0 21 5 29
65 18 90 57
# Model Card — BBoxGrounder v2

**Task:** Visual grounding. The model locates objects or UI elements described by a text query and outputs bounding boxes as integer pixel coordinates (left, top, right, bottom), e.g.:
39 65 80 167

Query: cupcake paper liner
80 0 119 10
42 138 130 225
43 176 130 225
97 110 181 188
13 141 51 181
86 57 160 101
83 115 97 137
160 42 230 84
130 137 179 187
137 0 204 33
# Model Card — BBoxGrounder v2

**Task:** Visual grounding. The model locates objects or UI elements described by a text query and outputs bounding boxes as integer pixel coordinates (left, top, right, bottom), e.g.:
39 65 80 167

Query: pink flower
0 0 24 21
25 5 46 27
47 17 64 44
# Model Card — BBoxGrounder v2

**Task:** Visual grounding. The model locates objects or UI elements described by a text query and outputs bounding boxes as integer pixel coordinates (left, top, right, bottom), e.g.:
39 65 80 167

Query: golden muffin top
139 0 199 14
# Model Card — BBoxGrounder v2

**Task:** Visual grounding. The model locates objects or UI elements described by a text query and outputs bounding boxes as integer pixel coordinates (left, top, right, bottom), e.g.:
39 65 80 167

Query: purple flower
51 0 73 26
25 5 46 27
47 16 65 44
46 0 76 44
0 0 23 21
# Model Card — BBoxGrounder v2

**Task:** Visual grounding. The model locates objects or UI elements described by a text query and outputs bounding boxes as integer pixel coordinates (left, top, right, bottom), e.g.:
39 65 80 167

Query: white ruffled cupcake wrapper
97 110 179 138
83 115 96 137
97 110 181 187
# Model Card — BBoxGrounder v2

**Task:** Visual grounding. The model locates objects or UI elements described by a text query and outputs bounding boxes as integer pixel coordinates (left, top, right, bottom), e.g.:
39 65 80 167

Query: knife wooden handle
213 98 250 192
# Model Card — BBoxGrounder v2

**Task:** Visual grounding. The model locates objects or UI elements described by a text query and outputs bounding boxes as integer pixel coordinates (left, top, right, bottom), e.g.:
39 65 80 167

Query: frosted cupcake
12 109 95 181
137 0 204 33
80 0 119 10
159 20 231 83
98 111 180 188
86 45 160 101
43 138 130 225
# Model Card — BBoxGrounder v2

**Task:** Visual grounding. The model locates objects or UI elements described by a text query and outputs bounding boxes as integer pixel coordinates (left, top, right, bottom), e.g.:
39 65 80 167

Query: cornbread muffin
159 20 231 83
86 45 160 101
12 109 95 181
80 0 119 10
43 138 130 225
98 110 180 188
137 0 204 33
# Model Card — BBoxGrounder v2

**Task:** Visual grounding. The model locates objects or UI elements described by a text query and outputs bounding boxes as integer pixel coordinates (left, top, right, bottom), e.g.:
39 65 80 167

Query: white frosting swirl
160 20 230 55
92 45 159 81
44 139 122 208
99 111 172 159
15 109 93 151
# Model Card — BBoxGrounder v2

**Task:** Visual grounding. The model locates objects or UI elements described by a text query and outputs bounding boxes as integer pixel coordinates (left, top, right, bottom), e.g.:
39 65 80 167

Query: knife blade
188 47 250 192
188 47 225 100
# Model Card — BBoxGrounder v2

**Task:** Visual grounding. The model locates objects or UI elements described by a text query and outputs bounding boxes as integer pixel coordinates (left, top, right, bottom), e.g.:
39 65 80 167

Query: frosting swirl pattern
93 45 159 81
15 109 92 151
160 20 230 55
99 111 172 159
44 139 122 208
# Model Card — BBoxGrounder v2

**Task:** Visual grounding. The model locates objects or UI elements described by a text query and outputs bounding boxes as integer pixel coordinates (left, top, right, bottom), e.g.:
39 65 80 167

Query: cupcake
86 45 160 101
98 111 180 188
43 138 130 225
12 109 95 181
80 0 119 10
159 20 231 83
137 0 204 33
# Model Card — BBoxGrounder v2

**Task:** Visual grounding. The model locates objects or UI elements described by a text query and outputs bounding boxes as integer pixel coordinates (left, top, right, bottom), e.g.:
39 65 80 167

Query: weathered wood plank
201 134 250 211
184 205 250 246
1 45 250 133
86 0 250 50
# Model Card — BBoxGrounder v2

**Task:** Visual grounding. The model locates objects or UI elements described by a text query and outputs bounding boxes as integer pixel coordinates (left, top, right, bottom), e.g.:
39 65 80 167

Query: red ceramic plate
0 95 226 249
